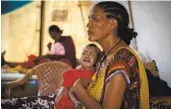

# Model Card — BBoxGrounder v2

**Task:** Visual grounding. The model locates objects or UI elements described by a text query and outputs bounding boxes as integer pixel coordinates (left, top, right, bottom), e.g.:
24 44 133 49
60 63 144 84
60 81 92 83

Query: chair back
32 61 72 96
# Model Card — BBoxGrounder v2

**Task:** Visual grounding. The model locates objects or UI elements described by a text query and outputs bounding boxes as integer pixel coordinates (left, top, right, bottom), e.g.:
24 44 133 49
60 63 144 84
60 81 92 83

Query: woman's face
87 6 112 42
80 46 98 68
49 31 61 41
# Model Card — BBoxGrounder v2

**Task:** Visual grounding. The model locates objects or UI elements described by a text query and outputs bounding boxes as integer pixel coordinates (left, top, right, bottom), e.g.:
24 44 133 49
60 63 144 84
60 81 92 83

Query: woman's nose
86 21 92 28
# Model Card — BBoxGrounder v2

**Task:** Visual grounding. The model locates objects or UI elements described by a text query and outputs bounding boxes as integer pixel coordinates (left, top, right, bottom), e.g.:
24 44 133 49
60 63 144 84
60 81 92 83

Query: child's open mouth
83 58 91 63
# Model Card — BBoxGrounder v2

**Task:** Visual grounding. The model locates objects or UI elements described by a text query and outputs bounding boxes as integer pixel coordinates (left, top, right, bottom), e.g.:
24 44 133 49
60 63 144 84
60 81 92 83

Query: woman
43 25 77 68
73 1 149 109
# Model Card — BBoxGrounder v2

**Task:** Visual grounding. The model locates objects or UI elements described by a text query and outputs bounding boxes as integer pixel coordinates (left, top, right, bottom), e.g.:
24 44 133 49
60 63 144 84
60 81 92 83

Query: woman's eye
89 16 97 21
92 16 96 21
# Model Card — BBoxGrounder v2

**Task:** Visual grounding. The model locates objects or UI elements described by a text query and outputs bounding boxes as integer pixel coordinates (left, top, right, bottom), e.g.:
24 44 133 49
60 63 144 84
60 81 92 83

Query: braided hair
96 1 137 45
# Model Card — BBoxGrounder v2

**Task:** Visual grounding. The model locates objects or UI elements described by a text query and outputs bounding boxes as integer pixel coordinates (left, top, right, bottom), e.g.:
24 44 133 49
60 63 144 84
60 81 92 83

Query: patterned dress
83 47 149 109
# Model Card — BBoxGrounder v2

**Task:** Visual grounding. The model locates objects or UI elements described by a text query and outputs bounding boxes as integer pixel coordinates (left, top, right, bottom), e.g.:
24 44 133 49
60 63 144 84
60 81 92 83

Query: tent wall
131 1 171 87
2 1 171 86
2 2 41 62
41 1 93 58
1 1 93 62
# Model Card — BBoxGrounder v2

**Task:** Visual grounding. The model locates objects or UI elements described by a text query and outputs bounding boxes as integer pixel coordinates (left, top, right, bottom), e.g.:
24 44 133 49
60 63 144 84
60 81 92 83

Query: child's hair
85 44 101 66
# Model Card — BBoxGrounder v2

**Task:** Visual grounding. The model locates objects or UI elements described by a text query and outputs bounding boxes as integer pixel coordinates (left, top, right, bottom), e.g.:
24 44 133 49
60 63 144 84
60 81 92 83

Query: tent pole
78 1 87 35
128 0 135 29
127 0 139 51
39 1 45 56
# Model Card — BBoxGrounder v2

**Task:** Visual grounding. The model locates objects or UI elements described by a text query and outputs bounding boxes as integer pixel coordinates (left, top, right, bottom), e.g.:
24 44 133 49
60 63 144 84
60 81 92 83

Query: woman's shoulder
60 36 74 44
108 47 139 76
60 36 73 40
114 47 138 63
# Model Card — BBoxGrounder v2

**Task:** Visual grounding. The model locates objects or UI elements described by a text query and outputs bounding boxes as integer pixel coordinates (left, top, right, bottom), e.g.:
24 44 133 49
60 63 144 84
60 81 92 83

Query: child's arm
69 89 83 109
68 78 90 108
55 86 68 103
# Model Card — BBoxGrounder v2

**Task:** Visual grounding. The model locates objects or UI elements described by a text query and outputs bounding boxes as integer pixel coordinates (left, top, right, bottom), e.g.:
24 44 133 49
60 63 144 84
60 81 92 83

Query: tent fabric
1 1 130 62
1 1 32 15
1 1 93 62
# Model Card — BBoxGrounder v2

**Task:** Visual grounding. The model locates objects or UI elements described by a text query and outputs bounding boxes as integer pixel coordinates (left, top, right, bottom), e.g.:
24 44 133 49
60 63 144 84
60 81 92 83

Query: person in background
38 25 77 68
1 25 77 73
55 44 101 109
72 1 149 109
1 51 38 72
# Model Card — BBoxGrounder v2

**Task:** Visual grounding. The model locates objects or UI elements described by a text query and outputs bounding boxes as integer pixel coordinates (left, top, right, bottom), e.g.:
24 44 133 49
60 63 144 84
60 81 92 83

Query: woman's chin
88 36 96 42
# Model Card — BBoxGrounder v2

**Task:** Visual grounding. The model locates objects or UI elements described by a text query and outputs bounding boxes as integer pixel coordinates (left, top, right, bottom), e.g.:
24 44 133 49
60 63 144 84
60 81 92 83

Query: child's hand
68 91 83 109
74 100 83 109
47 42 52 51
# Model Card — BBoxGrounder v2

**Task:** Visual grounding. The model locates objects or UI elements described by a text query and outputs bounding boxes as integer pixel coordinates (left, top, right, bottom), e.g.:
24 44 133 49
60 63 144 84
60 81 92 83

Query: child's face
80 46 98 68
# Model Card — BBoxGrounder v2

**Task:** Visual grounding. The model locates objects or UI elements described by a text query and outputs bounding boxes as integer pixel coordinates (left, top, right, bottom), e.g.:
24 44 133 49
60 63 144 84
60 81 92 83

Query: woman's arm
102 73 126 109
73 73 127 109
73 79 102 109
4 70 34 88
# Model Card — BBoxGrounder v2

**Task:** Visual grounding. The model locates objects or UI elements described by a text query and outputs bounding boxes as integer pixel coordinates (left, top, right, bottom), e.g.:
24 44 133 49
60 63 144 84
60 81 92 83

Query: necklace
96 39 121 76
91 39 122 88
100 39 122 63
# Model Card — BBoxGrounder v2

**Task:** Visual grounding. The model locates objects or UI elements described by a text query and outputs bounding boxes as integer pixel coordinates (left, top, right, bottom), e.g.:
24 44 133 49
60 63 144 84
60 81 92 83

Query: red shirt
55 69 94 109
63 69 95 88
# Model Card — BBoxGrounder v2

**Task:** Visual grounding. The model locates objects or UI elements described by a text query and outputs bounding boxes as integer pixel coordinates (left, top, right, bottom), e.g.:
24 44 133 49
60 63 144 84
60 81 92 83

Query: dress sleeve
105 48 138 85
105 70 130 85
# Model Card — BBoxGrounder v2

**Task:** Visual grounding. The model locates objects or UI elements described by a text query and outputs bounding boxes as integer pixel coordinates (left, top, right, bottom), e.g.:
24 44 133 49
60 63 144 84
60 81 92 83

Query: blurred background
1 1 171 87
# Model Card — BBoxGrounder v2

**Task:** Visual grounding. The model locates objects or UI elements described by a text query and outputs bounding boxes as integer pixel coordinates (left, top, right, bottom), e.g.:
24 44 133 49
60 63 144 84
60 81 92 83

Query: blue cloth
1 1 32 15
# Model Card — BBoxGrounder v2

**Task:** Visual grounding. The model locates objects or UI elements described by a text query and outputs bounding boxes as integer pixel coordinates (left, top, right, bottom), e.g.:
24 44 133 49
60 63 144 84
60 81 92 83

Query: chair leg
5 88 11 99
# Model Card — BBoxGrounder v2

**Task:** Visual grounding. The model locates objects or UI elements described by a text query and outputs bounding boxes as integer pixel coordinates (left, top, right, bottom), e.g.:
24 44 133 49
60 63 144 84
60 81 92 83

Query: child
55 44 101 109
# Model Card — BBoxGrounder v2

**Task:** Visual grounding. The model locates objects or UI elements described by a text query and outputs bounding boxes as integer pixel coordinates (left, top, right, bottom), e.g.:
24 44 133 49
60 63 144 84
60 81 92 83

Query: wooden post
39 1 45 56
127 0 138 51
128 0 135 29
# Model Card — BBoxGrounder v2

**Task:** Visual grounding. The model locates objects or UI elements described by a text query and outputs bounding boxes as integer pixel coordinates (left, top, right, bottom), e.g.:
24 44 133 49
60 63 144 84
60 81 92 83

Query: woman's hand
73 79 102 109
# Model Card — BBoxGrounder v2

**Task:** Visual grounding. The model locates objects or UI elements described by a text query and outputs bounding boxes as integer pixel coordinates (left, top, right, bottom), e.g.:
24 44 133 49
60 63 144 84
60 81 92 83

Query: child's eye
90 53 94 56
82 52 85 55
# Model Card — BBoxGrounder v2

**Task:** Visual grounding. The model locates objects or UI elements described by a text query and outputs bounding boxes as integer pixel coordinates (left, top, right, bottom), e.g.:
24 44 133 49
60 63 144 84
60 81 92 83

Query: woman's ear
109 19 118 29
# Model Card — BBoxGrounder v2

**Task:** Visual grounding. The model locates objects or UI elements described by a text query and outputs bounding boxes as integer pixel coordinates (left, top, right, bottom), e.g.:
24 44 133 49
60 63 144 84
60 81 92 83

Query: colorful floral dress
83 47 149 109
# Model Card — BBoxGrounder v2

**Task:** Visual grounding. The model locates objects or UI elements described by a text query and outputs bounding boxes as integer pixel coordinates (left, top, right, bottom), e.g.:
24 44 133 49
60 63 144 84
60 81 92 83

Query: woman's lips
87 30 93 36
